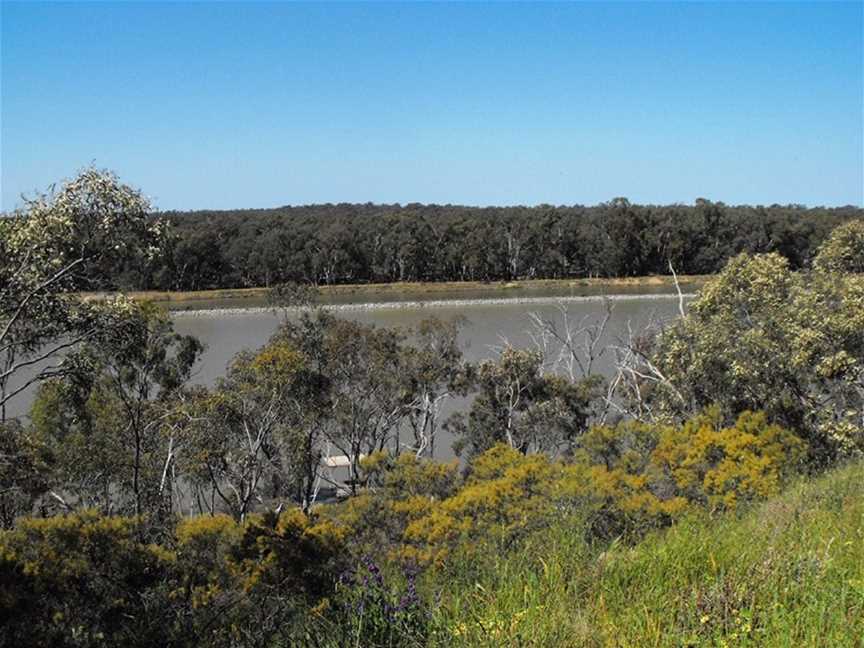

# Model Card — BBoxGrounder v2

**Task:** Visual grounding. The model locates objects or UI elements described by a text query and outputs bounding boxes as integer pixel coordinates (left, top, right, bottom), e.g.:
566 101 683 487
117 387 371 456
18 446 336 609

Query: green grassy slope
431 461 864 647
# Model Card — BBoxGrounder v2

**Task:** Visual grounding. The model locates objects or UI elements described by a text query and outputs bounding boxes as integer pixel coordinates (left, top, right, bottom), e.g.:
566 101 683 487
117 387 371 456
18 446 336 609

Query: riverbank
170 292 698 318
86 275 711 310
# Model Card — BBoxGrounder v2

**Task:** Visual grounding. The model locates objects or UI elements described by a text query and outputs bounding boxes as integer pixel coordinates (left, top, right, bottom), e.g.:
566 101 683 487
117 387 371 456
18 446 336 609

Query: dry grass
80 275 712 306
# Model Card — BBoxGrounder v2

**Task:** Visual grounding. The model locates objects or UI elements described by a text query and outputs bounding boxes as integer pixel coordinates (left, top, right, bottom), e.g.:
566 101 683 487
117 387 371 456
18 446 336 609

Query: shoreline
84 275 710 309
169 292 699 317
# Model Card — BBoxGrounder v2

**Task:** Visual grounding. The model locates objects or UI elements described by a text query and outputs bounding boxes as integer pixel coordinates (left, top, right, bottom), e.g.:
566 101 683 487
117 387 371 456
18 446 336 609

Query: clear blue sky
2 1 862 211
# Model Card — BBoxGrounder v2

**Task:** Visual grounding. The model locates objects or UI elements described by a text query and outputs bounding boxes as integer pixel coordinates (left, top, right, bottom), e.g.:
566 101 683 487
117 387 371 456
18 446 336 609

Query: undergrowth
427 461 864 647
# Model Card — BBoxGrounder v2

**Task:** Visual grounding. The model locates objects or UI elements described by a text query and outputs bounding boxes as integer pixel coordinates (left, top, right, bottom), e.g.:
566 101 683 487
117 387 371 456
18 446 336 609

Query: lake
171 290 691 457
172 292 689 385
7 288 693 457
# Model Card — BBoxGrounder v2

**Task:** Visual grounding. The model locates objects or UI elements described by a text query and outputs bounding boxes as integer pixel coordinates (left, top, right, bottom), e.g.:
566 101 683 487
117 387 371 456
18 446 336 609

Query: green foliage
324 558 430 648
363 451 462 501
273 310 408 486
179 335 324 519
429 526 592 646
29 302 202 521
177 311 469 523
0 416 842 647
813 219 864 274
172 509 349 646
1 168 163 419
561 420 685 541
430 460 864 647
400 316 471 457
0 508 350 648
0 510 175 647
134 202 861 291
0 420 51 527
651 252 864 462
172 509 351 647
451 346 601 458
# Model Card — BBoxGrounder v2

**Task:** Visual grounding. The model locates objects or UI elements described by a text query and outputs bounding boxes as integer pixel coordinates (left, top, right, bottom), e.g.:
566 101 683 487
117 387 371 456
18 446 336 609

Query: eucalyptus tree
29 302 202 521
178 340 319 520
399 317 471 458
180 309 416 517
639 252 864 463
0 168 164 420
450 345 600 459
273 310 410 492
0 419 51 527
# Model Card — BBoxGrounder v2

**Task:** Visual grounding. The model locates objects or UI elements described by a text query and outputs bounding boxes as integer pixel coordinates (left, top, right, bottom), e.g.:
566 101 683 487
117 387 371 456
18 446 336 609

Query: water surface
7 290 692 457
172 293 690 457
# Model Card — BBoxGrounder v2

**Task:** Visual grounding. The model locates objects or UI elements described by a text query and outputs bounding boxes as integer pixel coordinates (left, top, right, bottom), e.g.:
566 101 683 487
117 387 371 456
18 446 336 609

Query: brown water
172 294 688 384
7 290 692 456
170 293 690 457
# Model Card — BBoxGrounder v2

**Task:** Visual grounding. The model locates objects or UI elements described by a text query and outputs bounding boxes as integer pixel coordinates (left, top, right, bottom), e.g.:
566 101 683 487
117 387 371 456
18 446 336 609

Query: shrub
651 253 864 463
0 511 175 647
560 409 805 541
324 556 430 648
653 409 806 510
402 446 560 565
813 219 864 274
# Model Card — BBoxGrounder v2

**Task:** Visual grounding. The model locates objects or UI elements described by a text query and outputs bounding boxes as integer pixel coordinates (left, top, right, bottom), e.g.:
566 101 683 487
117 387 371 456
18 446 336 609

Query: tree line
105 198 863 291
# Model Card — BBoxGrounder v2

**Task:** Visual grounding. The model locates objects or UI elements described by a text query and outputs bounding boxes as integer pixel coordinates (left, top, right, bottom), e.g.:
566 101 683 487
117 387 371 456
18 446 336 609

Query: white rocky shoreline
170 292 696 317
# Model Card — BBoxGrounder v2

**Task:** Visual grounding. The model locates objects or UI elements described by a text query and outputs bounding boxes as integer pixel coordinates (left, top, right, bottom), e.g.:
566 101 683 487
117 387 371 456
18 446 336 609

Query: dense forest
110 200 863 291
2 171 863 647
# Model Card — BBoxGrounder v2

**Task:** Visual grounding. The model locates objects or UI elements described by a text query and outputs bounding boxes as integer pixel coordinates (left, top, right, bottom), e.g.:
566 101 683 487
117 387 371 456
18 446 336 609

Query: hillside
429 460 864 646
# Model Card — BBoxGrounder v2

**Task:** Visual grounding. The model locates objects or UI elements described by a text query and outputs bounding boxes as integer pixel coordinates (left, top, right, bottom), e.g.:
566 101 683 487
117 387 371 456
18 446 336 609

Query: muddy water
170 293 690 457
172 294 688 383
6 290 691 457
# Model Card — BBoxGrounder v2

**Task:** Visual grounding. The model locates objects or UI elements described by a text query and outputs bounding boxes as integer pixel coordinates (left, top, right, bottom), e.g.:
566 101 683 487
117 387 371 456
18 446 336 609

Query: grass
81 275 712 306
428 461 864 647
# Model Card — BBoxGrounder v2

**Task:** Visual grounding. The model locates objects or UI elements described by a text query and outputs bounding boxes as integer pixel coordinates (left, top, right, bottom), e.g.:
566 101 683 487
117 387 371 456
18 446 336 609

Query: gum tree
813 219 864 274
0 168 164 420
179 340 322 520
399 317 471 458
450 346 601 458
644 252 864 463
29 302 203 521
273 311 408 492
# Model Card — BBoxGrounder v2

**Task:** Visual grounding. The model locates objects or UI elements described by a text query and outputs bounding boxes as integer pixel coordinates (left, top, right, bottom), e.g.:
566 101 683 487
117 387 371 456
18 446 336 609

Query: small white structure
322 454 365 468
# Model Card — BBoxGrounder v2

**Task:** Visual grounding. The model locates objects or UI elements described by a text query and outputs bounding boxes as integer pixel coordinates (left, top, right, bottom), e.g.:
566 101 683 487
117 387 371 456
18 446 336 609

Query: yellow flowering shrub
175 514 241 607
558 409 805 539
0 510 175 646
328 451 461 561
230 509 348 601
402 447 559 565
342 412 805 563
653 409 806 510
